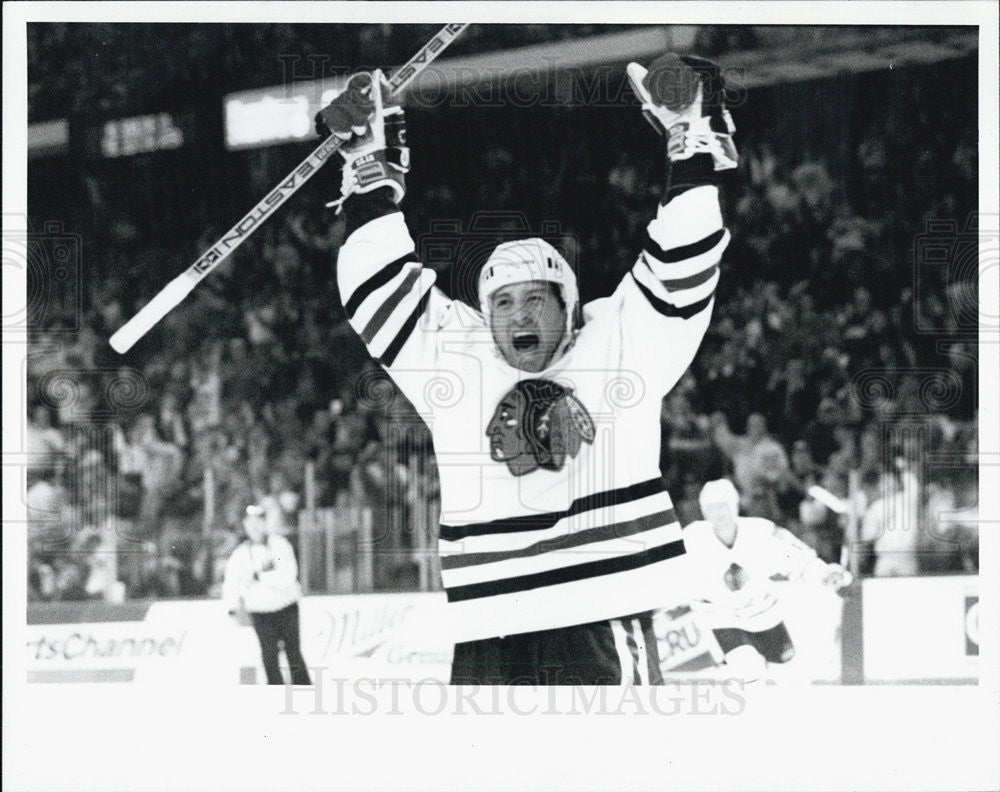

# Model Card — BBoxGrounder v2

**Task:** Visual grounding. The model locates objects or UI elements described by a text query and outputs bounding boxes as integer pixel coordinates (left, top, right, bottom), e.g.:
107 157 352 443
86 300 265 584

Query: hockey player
316 54 737 685
682 479 852 681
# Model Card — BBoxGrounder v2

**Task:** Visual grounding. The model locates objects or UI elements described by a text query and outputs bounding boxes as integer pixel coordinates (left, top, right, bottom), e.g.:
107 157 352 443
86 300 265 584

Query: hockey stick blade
110 22 468 354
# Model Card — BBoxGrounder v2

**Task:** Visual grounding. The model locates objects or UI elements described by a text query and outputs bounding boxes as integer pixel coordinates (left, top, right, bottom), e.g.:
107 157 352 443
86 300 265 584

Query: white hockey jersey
337 186 728 642
682 517 830 631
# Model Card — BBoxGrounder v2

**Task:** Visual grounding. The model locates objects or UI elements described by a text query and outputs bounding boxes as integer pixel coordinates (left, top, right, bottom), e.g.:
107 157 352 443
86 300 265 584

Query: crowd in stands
25 29 979 601
28 23 650 121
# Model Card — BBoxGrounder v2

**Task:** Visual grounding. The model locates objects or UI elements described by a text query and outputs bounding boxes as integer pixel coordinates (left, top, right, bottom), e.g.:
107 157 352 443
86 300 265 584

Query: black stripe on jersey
638 615 663 685
630 272 714 320
625 623 642 685
643 227 725 264
440 509 678 570
439 477 665 542
444 539 686 602
343 252 419 319
378 287 431 367
361 268 421 344
641 255 719 291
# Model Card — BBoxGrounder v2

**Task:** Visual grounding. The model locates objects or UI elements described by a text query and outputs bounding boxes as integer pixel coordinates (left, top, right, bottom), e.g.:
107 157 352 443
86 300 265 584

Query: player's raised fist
627 53 738 171
638 53 702 112
315 71 377 140
315 70 409 213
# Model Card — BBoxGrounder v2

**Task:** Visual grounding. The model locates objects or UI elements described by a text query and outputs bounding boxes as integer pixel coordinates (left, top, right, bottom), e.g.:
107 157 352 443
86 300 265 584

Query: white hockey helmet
478 238 578 338
699 478 741 516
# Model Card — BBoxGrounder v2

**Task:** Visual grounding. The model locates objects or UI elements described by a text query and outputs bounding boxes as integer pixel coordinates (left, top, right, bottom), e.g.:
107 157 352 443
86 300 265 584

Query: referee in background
223 504 312 685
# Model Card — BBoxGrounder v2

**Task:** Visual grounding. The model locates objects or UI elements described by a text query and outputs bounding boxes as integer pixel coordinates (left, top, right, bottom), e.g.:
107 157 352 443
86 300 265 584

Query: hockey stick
807 484 849 515
110 23 468 354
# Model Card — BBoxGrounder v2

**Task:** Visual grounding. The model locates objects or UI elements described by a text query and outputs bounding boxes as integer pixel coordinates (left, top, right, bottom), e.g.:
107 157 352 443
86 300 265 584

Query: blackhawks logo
723 562 749 592
486 379 596 477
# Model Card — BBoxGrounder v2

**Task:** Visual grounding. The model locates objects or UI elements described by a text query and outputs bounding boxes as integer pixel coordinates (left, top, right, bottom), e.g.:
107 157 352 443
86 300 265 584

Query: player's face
702 501 737 530
243 514 267 543
489 282 567 373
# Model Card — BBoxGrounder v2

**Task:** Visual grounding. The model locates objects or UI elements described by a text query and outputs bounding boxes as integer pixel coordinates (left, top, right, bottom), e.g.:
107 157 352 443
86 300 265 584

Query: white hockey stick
807 484 849 514
110 23 468 354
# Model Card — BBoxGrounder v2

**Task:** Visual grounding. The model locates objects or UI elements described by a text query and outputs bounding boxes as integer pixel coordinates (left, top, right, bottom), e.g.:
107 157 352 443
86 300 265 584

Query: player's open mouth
512 332 539 351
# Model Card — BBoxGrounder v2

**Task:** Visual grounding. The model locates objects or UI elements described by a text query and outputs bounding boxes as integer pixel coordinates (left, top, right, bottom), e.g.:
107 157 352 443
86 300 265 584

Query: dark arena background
23 23 980 684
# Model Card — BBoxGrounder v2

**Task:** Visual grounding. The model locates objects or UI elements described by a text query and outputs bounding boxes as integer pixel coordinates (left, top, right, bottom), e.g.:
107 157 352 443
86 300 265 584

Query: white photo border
3 3 998 791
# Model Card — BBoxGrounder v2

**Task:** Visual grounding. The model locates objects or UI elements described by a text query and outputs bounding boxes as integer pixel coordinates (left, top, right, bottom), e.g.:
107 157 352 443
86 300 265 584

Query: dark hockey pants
450 613 662 685
250 602 312 685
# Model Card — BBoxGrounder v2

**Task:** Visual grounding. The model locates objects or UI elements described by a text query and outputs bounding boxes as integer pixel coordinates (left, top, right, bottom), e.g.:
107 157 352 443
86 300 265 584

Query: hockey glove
627 53 738 171
822 564 854 591
315 70 409 213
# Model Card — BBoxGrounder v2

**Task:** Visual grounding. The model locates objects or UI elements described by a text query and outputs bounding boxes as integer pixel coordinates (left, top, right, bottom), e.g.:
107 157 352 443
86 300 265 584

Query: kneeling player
682 479 851 681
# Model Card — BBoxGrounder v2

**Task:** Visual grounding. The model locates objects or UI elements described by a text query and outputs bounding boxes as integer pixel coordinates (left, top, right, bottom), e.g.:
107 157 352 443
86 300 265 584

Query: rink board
24 576 978 684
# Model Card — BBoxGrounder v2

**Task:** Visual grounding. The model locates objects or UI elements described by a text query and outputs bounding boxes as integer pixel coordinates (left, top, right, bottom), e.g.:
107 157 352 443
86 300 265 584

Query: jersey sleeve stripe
360 266 422 344
378 287 432 367
444 539 685 603
643 229 729 277
644 227 725 264
440 509 678 570
642 254 719 291
343 252 418 319
633 257 719 307
630 271 715 319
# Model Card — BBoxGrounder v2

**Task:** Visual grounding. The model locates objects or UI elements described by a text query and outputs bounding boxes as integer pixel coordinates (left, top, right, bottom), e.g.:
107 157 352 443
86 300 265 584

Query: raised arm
316 72 466 391
336 192 445 370
766 523 852 589
609 55 737 395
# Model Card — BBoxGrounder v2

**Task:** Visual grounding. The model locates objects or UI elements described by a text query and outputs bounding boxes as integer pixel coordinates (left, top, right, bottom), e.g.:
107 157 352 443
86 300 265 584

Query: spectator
187 342 223 436
673 475 705 527
802 398 845 467
765 358 818 443
156 391 189 450
259 471 300 538
860 469 922 577
26 467 69 546
713 413 790 501
117 414 184 536
660 392 726 491
24 36 978 596
26 405 65 459
789 438 820 482
822 426 858 499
